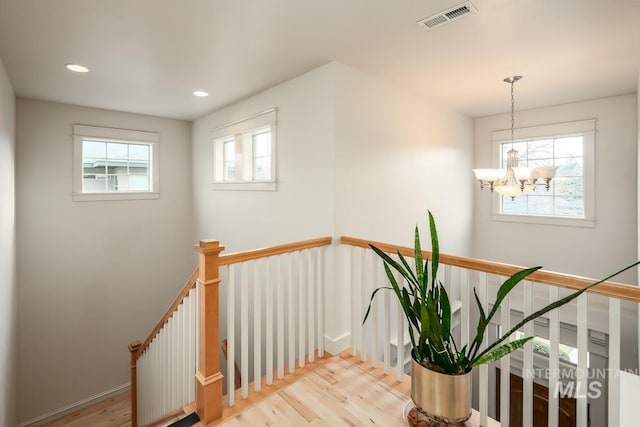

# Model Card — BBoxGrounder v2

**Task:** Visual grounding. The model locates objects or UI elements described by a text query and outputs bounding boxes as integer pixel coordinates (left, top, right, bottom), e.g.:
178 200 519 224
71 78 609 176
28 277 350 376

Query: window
492 120 595 227
514 331 581 365
73 125 159 201
212 108 277 191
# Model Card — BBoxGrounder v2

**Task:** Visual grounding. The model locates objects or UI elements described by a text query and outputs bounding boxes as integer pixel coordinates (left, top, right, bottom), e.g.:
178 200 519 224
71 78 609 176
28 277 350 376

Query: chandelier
473 76 558 200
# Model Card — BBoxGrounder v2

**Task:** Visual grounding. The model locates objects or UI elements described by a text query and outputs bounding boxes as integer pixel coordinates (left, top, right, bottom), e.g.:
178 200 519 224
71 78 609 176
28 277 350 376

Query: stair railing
129 268 199 427
129 236 332 426
341 235 640 427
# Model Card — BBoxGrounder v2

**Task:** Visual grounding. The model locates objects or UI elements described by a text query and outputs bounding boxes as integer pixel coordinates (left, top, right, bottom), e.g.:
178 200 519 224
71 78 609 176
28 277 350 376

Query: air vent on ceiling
417 1 477 30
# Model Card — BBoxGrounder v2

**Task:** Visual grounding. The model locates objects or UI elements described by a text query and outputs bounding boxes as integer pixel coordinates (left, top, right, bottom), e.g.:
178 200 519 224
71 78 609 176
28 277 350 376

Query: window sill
492 213 596 228
211 181 276 191
72 192 160 202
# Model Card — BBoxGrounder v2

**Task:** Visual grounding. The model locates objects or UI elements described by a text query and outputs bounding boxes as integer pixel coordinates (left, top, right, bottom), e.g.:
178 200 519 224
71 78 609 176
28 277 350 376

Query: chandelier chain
510 80 515 143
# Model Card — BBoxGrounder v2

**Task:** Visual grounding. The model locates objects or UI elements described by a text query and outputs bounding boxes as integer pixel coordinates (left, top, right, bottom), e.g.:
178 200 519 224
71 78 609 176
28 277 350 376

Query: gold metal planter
411 358 472 425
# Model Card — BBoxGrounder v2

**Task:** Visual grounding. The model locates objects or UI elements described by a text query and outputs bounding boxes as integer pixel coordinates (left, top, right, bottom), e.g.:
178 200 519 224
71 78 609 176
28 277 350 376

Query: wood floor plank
40 391 131 427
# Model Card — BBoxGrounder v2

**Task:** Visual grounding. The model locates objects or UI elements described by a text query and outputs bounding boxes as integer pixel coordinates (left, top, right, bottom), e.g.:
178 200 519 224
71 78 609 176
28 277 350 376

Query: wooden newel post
128 340 141 427
195 239 225 424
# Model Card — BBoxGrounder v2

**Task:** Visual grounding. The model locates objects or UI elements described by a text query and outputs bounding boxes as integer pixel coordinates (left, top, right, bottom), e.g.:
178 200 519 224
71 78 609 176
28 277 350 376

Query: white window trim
490 119 596 227
72 124 159 202
211 108 277 191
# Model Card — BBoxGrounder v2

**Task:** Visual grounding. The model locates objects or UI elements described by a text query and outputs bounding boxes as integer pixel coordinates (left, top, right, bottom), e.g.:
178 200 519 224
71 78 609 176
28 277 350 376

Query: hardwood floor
213 354 412 426
39 353 497 426
40 391 131 427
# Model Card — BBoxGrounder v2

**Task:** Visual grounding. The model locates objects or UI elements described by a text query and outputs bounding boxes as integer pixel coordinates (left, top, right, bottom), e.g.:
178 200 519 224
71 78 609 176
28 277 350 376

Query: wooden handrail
341 236 640 303
219 237 332 266
133 267 199 359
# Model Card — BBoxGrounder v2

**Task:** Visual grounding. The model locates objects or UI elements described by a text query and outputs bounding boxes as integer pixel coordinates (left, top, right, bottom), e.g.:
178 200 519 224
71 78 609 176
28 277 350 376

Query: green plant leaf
471 336 534 366
428 211 439 288
439 284 451 342
485 266 541 326
369 245 411 283
414 225 424 289
362 286 393 325
468 287 488 360
472 260 640 365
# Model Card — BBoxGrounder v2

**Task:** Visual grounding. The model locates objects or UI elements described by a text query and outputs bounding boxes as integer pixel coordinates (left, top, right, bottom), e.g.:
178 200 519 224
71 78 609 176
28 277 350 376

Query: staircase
129 236 640 427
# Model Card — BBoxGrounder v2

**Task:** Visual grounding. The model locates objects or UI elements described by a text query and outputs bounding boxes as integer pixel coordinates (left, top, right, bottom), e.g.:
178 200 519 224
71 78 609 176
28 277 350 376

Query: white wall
0 56 17 427
16 99 195 424
332 62 474 346
192 61 474 356
473 94 638 283
333 63 474 253
191 63 336 252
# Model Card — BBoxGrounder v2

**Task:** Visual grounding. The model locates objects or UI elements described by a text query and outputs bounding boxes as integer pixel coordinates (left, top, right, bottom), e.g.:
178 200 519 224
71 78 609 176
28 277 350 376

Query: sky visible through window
501 136 584 217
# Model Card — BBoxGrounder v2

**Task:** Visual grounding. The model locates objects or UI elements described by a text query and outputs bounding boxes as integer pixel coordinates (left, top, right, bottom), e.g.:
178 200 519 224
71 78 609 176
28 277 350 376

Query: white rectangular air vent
417 1 477 30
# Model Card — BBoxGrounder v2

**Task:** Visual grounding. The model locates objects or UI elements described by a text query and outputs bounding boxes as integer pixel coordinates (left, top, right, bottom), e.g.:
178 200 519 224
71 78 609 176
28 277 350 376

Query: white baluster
371 251 379 367
383 269 391 375
608 297 621 427
478 272 488 426
360 248 367 362
350 246 358 355
228 264 236 405
522 281 533 427
299 250 306 367
254 259 262 392
576 293 588 427
288 253 295 374
241 262 249 399
396 268 405 381
548 286 559 427
308 249 315 363
277 255 285 379
499 280 510 427
317 247 325 357
266 257 274 385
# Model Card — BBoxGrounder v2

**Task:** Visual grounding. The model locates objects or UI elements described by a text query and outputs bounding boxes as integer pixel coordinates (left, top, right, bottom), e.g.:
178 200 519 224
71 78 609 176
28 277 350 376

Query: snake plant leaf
401 287 419 330
472 259 640 364
469 287 488 360
369 245 412 283
439 284 451 342
428 211 439 288
471 336 534 367
485 266 542 326
414 226 424 288
419 304 430 349
362 286 393 325
397 250 419 288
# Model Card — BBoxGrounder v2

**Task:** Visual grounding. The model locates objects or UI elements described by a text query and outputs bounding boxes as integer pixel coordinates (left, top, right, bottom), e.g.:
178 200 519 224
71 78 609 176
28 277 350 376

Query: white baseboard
324 332 351 356
19 383 130 427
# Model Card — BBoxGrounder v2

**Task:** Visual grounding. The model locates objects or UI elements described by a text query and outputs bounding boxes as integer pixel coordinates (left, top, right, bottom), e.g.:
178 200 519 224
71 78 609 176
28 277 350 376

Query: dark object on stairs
167 412 199 427
222 338 242 389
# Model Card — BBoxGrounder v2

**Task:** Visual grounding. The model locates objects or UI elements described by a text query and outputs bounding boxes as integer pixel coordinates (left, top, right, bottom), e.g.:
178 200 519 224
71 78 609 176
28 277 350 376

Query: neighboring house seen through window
73 124 159 201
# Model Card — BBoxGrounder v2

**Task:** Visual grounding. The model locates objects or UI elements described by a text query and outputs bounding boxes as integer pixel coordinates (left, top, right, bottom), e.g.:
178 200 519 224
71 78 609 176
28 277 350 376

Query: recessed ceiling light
193 90 209 97
65 64 90 73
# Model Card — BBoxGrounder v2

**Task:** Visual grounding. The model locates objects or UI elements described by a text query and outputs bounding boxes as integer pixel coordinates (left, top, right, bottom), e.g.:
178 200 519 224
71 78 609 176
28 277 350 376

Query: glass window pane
128 175 150 191
253 157 271 180
224 163 235 181
554 136 583 158
501 195 527 214
129 144 149 161
83 140 106 158
107 143 128 160
499 133 585 219
555 157 583 177
528 195 554 215
224 139 235 161
254 131 271 157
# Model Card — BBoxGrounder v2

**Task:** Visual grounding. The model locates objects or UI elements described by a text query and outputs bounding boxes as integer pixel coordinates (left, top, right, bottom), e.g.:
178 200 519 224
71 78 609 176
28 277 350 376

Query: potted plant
364 212 637 425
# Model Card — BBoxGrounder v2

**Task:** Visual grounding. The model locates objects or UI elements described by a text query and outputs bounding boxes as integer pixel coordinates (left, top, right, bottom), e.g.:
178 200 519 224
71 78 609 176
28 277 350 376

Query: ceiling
0 0 638 121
